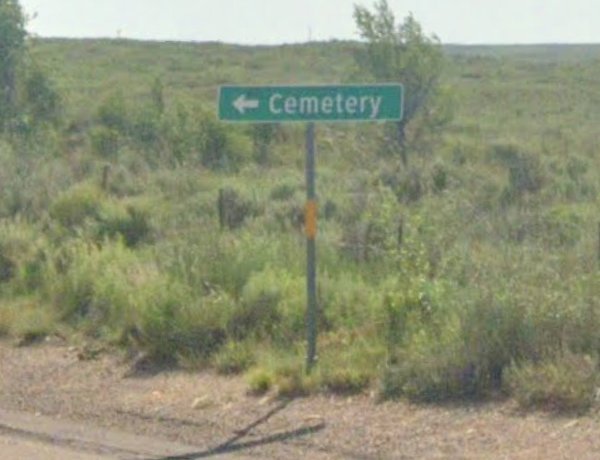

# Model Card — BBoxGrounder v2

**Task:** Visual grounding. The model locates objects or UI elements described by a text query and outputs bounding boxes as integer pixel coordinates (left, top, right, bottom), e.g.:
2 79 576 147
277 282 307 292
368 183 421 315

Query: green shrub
322 367 371 395
380 318 475 401
133 286 233 362
213 340 256 375
250 123 279 165
96 201 153 247
162 103 195 165
318 334 382 395
0 219 47 293
459 290 535 391
198 112 251 171
340 183 402 263
217 187 259 230
49 182 104 229
431 162 449 193
540 205 583 246
44 239 142 335
44 238 234 360
505 352 598 413
50 184 152 246
269 179 299 201
320 273 382 330
10 300 56 344
267 354 319 398
236 268 305 343
90 126 120 158
0 298 56 342
246 367 273 395
23 66 62 127
130 105 161 148
491 144 545 202
0 251 14 283
0 142 74 219
157 229 301 300
229 277 281 340
97 91 129 132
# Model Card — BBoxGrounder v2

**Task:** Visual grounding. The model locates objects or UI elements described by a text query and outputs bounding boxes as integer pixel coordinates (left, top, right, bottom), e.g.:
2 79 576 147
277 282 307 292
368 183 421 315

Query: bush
23 66 62 127
459 290 534 391
0 219 47 293
265 354 319 398
49 183 153 246
97 92 129 132
90 126 120 158
49 182 104 229
44 239 142 335
217 187 258 230
269 179 299 201
213 340 256 375
130 105 162 148
340 183 402 263
96 201 153 247
379 318 475 401
540 205 583 246
44 238 234 360
246 367 273 395
157 228 302 300
9 300 55 344
505 352 598 413
198 112 251 171
229 278 281 340
250 123 280 165
234 268 305 343
133 286 233 363
0 142 74 219
0 298 55 342
322 367 371 395
318 333 382 394
491 144 545 202
320 273 382 330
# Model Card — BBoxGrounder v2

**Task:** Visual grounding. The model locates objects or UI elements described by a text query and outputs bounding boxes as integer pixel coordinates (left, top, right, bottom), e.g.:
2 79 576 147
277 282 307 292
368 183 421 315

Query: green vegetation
354 0 450 162
0 0 26 127
0 0 62 132
1 1 600 413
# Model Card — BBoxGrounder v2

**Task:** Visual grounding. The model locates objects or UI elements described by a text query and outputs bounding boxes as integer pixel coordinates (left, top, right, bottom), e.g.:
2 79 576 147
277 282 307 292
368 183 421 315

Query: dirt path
2 338 600 459
0 433 106 460
0 407 209 459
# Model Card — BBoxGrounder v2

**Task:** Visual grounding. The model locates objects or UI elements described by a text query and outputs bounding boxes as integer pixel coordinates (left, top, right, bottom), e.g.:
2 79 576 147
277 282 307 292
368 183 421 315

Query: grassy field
1 38 600 411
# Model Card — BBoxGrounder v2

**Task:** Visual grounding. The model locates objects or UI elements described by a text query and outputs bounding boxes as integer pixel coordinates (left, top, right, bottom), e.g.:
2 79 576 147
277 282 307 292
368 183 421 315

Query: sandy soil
2 337 600 459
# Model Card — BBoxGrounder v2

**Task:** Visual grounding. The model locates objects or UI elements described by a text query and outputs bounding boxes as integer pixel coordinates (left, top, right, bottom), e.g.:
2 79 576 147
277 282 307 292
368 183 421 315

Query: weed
213 340 256 375
246 368 273 395
505 351 598 413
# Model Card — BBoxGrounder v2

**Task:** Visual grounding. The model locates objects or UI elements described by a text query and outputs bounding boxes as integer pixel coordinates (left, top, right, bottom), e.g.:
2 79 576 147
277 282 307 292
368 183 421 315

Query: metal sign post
218 83 403 373
305 122 318 372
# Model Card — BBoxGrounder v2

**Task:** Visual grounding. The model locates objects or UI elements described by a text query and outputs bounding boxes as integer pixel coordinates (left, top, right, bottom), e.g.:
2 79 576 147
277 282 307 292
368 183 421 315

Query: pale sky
19 0 600 45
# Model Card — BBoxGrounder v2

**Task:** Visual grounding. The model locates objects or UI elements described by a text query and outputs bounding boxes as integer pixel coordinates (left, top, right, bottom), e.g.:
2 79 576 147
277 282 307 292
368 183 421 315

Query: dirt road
2 338 600 459
1 434 104 460
0 407 247 459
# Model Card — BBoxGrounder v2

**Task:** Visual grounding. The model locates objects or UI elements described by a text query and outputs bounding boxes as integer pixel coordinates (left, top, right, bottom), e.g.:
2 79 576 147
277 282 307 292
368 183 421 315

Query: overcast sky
18 0 600 45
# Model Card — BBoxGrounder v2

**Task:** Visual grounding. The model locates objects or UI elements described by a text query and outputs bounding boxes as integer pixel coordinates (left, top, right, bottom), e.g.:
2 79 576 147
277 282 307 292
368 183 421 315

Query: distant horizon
29 35 600 48
19 0 600 48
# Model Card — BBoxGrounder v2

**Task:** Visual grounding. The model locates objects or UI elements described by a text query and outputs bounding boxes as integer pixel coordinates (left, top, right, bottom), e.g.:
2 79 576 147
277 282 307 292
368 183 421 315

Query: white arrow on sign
233 94 259 114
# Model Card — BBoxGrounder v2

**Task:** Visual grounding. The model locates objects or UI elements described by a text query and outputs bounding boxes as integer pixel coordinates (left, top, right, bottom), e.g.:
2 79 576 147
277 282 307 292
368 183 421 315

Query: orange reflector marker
305 200 318 239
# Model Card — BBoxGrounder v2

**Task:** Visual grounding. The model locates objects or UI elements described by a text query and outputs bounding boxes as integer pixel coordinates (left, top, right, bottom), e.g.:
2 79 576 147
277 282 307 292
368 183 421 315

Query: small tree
0 0 26 128
354 0 448 164
0 0 62 133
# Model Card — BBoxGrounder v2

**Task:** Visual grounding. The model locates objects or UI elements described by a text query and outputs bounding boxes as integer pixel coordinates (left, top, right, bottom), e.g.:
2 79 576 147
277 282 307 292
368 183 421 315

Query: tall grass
0 39 599 410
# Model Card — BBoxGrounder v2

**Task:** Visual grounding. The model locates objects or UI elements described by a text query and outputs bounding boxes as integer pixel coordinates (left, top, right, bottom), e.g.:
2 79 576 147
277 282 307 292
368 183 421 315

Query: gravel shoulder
1 337 600 459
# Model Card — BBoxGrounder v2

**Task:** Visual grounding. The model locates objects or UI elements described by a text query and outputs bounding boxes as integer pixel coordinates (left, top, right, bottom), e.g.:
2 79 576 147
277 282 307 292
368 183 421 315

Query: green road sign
218 84 403 123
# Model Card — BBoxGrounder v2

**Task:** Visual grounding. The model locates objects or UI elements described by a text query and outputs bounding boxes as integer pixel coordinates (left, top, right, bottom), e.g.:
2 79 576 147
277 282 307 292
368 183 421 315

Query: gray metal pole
305 122 318 373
